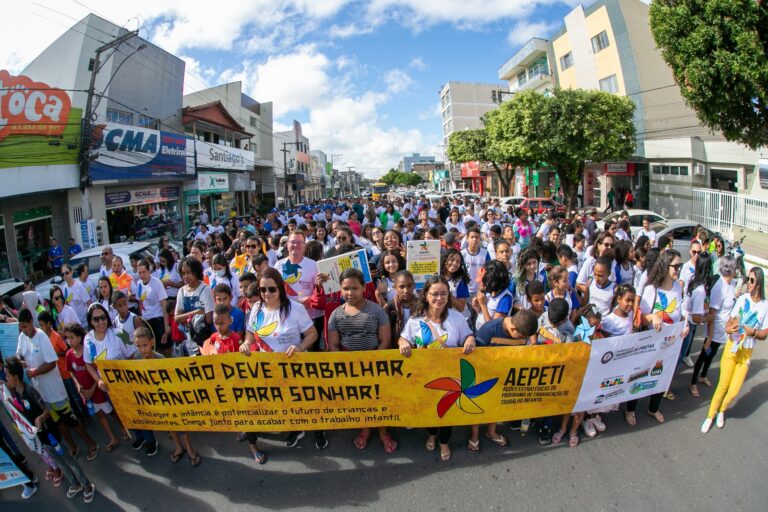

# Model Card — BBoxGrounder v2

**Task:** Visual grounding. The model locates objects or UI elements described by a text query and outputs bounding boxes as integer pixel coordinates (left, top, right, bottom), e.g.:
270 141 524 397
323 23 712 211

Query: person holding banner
240 268 321 455
702 267 768 433
628 250 688 424
327 268 395 453
398 275 475 461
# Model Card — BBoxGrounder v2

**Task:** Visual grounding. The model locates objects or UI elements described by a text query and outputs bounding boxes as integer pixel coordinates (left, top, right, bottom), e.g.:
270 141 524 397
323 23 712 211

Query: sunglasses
670 264 683 271
749 277 756 284
690 250 700 256
92 315 107 322
61 271 70 276
101 252 111 256
53 296 63 301
246 244 258 248
259 286 278 294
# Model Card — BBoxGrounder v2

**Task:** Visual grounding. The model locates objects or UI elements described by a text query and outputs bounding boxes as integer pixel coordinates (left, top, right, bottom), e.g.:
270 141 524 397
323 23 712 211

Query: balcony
498 37 549 81
511 67 552 93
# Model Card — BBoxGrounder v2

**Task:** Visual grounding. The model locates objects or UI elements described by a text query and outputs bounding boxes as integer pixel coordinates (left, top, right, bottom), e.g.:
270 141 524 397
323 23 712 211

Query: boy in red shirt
201 304 241 355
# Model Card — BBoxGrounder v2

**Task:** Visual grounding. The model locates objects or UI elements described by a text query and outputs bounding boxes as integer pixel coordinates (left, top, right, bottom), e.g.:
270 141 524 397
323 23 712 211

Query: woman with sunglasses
157 249 183 299
240 268 319 460
83 303 135 451
575 231 617 300
398 275 475 462
49 285 80 332
702 267 768 432
60 263 92 328
627 249 689 425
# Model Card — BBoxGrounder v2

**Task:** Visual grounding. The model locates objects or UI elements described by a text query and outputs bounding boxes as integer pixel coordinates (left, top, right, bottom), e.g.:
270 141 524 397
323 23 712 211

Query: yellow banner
96 344 590 432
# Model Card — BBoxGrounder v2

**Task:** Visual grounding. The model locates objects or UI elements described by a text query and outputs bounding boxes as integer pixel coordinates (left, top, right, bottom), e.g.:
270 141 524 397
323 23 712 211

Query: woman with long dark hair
157 248 183 299
209 253 240 307
702 267 768 432
441 248 471 319
398 275 475 462
683 252 714 377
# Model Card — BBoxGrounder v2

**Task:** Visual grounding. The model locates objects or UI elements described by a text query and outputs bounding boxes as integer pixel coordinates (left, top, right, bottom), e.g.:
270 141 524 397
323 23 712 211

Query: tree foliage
447 126 517 195
380 168 422 186
650 0 768 149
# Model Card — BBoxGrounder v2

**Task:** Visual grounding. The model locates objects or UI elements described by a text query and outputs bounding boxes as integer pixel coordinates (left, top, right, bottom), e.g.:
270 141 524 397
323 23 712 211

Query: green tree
650 0 768 149
446 126 518 196
495 88 636 213
380 168 399 185
395 172 422 186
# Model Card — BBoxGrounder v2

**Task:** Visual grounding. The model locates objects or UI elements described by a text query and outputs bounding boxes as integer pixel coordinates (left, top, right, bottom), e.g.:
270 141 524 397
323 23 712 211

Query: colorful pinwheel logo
251 310 278 339
653 291 677 324
62 287 72 304
574 316 595 344
737 299 759 339
281 262 302 293
413 320 448 349
425 359 498 418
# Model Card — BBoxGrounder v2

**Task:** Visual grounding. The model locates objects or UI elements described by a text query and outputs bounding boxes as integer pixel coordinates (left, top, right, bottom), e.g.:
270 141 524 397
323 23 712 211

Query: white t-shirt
209 272 241 307
53 305 80 332
16 328 67 403
137 276 168 320
155 262 181 298
588 280 615 316
685 284 708 323
728 294 768 351
639 228 657 244
175 283 215 316
275 257 321 319
63 280 91 327
711 277 736 343
246 301 314 352
577 256 617 285
83 328 137 363
445 220 466 234
640 282 684 324
680 261 696 294
601 312 634 337
401 309 473 349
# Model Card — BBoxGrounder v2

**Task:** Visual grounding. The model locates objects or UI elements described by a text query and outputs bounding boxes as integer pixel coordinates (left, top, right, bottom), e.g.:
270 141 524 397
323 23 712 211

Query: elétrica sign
89 122 195 180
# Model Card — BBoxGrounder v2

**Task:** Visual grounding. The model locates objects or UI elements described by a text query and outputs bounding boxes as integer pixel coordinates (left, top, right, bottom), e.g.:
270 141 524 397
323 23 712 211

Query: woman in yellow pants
701 267 768 433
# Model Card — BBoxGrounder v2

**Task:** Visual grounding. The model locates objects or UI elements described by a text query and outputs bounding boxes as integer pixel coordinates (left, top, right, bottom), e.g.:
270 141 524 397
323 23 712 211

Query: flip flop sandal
440 445 452 462
625 411 637 426
699 377 712 387
551 430 565 445
353 430 370 450
189 453 202 467
485 432 508 447
467 439 481 453
568 433 580 448
663 391 676 401
381 435 398 454
648 410 665 423
253 450 267 465
87 445 99 461
425 436 436 451
105 441 119 453
70 448 80 459
53 472 63 487
170 448 187 463
45 469 54 481
689 385 700 398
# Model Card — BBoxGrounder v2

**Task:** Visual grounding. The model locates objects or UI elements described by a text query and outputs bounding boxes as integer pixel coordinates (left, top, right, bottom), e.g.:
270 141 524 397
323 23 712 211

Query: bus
372 182 389 201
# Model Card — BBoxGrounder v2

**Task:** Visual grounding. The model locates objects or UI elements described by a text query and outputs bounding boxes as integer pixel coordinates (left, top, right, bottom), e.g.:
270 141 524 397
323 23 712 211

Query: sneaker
314 431 328 450
520 419 531 436
582 417 597 438
507 420 522 431
537 425 552 445
131 438 146 451
145 441 158 457
21 483 38 500
83 483 96 504
715 412 725 429
592 414 606 432
682 356 695 367
285 431 305 448
701 417 713 434
67 484 84 499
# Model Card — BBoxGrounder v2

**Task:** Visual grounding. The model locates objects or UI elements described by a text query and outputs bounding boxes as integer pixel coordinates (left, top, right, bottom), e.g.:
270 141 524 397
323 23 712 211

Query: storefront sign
230 172 250 192
90 122 195 180
79 219 97 249
195 141 252 171
604 162 636 176
0 70 71 143
461 161 481 178
198 171 229 192
105 187 180 208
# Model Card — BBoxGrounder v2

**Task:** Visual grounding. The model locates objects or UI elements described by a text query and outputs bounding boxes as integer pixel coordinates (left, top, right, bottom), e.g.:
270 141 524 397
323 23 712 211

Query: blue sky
2 0 587 178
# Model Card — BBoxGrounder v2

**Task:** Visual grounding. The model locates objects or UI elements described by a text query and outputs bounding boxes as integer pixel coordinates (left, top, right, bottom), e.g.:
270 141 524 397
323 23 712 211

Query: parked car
497 196 526 209
597 209 666 237
519 197 566 214
0 279 26 311
35 241 156 302
650 220 702 261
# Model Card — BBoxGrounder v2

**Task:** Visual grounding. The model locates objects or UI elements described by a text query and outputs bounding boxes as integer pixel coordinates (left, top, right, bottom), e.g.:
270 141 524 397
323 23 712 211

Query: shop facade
460 161 485 195
185 171 230 225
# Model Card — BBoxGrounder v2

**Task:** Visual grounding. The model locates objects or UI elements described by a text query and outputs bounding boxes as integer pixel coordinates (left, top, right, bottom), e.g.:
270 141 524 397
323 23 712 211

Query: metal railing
691 187 768 237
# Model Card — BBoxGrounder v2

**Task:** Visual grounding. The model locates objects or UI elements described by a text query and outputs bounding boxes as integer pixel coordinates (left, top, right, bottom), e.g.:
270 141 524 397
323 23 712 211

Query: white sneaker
21 484 38 500
592 414 606 432
582 417 597 438
700 417 713 434
683 356 695 367
715 412 725 429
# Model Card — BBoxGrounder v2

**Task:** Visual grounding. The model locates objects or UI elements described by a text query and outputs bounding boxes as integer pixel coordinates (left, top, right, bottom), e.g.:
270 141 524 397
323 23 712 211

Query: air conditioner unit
694 163 706 176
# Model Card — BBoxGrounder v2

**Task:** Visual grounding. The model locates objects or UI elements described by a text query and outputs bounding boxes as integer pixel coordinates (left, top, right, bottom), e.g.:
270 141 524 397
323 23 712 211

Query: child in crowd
130 327 162 456
213 283 245 339
527 281 547 320
474 260 513 330
238 272 258 314
537 298 575 345
384 270 417 346
113 291 142 343
202 304 241 355
585 257 616 316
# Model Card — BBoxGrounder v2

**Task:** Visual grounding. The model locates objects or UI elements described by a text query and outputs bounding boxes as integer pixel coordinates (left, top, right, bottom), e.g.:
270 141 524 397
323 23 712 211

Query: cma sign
92 123 160 168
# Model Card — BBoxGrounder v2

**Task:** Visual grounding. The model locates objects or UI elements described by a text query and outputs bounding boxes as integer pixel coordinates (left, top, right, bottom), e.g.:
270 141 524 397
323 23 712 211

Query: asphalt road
2 335 768 512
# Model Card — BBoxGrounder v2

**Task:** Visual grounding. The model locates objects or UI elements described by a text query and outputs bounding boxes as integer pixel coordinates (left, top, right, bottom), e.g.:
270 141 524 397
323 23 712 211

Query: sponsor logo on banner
629 380 658 394
627 368 650 383
650 360 664 376
425 359 498 418
0 70 71 142
661 335 677 349
594 388 625 404
601 351 614 364
599 376 624 388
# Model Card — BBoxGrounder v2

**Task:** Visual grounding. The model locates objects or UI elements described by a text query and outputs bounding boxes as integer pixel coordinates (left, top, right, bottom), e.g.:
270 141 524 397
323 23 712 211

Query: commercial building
273 122 310 207
183 82 275 211
397 153 435 173
496 0 763 213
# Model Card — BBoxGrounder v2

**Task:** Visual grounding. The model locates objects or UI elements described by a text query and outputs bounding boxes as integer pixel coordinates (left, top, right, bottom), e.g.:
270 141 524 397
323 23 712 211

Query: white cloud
418 101 442 120
329 22 374 39
366 0 564 26
409 57 426 71
506 20 558 46
384 69 414 95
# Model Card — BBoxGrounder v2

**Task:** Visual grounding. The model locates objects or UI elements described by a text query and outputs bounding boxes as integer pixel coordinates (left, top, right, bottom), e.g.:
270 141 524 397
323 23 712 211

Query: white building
439 82 507 147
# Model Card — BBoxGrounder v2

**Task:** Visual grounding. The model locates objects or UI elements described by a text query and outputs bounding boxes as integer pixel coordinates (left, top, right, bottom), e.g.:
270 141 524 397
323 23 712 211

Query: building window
559 52 573 70
591 30 610 53
652 165 661 174
653 164 689 176
599 74 619 94
137 115 158 130
517 70 527 87
679 165 689 176
106 108 132 125
249 116 257 127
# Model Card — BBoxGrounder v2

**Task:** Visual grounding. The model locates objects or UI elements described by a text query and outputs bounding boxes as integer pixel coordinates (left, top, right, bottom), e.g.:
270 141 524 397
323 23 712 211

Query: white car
36 241 156 302
497 196 526 209
596 209 666 237
650 220 702 262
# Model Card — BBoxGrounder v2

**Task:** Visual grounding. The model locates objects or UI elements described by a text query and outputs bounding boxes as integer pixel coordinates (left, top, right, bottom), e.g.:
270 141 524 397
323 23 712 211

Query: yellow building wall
552 33 576 88
585 6 626 95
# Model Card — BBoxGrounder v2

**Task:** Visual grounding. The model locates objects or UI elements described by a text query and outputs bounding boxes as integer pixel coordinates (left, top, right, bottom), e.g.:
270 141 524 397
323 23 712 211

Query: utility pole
346 166 356 196
281 141 299 208
329 153 342 199
80 29 140 221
